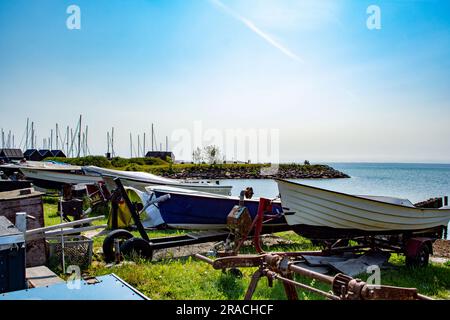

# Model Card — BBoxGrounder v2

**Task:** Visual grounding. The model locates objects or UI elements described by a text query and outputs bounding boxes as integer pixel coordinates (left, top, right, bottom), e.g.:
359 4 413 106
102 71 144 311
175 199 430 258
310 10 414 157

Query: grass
43 156 341 178
42 201 450 300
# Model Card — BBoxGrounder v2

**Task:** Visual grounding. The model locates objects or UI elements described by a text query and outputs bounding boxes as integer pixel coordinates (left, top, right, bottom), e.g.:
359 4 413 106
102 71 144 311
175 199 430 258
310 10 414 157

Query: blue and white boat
126 186 287 230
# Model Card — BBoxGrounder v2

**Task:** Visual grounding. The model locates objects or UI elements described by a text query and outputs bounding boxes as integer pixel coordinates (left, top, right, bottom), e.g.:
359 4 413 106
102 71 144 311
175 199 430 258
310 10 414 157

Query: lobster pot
0 216 26 293
46 235 93 270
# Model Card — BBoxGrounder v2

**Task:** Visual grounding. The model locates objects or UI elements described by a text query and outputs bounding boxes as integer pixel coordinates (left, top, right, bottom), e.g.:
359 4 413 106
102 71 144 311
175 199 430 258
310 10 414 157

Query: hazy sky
0 0 449 163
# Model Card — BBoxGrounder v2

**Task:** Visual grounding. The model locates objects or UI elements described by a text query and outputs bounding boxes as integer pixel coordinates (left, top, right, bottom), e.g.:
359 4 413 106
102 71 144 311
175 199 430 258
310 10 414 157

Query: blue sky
0 0 449 162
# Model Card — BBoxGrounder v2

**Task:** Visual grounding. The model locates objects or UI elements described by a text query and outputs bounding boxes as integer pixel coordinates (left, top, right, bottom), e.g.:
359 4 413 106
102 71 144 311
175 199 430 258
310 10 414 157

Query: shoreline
158 164 350 180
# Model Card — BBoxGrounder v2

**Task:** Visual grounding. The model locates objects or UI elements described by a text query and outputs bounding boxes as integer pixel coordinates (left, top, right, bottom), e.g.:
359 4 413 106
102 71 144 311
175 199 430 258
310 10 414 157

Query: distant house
23 149 55 161
24 149 42 161
0 149 24 162
51 150 66 158
145 151 175 162
38 150 53 160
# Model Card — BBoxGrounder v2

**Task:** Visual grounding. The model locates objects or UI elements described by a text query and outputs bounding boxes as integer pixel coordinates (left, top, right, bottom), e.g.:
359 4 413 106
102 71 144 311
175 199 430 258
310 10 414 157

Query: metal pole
138 135 140 158
31 123 34 149
15 212 27 233
151 124 154 151
111 127 115 157
77 115 82 157
288 263 334 285
143 133 146 156
85 125 88 156
130 133 133 158
56 124 59 150
25 118 29 150
59 190 66 273
107 131 110 154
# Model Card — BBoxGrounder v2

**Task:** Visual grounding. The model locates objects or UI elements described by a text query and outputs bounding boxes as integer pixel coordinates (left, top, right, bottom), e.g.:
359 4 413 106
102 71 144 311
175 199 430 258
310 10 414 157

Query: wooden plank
0 188 43 202
26 266 64 288
0 192 46 267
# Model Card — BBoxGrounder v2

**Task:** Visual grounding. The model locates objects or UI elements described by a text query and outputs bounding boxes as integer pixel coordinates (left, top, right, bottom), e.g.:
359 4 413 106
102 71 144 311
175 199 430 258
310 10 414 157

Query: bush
44 156 111 168
110 157 129 168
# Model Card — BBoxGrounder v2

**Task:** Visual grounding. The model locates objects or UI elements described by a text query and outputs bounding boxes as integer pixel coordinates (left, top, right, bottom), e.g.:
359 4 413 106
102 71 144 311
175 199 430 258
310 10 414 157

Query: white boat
0 161 102 189
276 179 450 238
83 166 233 196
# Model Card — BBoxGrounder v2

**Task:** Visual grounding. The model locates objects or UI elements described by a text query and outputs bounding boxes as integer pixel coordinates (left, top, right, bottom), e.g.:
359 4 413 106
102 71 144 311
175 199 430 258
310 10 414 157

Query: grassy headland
45 156 350 180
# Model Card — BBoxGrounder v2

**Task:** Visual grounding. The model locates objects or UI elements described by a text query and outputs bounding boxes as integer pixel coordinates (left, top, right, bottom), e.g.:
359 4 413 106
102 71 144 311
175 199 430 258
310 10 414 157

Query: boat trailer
194 197 436 300
195 252 432 300
102 178 288 262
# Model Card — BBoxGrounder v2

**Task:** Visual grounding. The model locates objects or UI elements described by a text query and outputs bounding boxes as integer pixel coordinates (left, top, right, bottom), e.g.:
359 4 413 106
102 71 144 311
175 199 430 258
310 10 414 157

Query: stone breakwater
159 164 350 180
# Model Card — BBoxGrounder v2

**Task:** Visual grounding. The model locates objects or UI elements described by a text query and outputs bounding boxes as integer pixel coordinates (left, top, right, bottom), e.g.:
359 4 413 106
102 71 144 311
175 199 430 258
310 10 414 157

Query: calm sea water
220 163 450 237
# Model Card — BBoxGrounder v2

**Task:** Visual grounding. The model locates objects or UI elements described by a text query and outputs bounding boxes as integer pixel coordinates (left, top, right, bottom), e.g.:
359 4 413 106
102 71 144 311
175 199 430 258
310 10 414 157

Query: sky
0 0 449 163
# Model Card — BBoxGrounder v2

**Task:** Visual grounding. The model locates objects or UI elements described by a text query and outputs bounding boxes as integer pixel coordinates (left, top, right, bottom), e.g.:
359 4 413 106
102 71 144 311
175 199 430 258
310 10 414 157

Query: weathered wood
0 188 46 267
0 188 43 201
26 266 64 288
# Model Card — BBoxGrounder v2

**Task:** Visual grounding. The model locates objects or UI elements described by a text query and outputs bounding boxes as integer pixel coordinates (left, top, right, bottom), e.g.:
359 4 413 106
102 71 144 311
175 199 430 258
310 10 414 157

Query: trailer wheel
406 244 430 268
103 229 134 262
120 238 153 260
228 268 243 278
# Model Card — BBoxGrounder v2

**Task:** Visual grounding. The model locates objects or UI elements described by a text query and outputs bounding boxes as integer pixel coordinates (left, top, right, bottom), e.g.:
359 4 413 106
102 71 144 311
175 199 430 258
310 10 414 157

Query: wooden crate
0 188 46 267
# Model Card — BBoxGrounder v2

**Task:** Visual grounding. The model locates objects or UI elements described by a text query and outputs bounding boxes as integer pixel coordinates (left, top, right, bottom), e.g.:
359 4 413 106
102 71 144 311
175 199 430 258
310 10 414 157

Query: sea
221 163 450 238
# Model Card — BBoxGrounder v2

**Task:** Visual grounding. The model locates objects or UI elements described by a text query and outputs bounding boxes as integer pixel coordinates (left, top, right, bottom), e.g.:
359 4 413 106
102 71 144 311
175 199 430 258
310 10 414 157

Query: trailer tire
120 238 153 260
103 229 134 262
406 244 430 268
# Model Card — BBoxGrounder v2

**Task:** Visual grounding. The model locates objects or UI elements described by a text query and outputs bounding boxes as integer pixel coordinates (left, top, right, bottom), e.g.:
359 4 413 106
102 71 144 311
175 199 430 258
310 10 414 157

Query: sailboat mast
56 124 59 150
25 118 29 150
77 115 82 157
31 122 35 149
151 123 154 151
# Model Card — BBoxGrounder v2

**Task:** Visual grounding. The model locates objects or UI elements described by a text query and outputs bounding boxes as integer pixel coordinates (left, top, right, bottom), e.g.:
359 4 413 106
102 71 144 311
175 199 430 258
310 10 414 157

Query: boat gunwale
276 179 450 212
99 173 233 190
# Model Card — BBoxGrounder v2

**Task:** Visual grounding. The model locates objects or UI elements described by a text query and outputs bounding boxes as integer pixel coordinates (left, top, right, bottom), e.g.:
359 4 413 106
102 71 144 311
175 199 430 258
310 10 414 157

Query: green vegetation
43 156 346 179
42 199 450 300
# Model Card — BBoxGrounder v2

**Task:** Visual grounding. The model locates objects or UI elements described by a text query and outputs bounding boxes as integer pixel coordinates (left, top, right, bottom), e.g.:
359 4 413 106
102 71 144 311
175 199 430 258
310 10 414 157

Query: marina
0 157 449 300
1 0 450 307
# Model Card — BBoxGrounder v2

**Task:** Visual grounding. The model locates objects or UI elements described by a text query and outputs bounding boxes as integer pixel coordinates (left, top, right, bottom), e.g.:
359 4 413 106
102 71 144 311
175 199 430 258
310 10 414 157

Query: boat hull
19 167 102 189
153 190 287 230
94 169 233 196
276 179 450 236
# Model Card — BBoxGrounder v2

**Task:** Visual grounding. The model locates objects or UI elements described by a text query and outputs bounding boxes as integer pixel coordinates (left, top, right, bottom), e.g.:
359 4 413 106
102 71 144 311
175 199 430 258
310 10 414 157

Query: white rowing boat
276 179 450 236
83 166 232 196
1 161 102 188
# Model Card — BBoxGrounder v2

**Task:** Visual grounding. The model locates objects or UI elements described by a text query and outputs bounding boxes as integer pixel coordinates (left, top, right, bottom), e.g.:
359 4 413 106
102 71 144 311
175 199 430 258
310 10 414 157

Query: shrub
110 157 129 168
